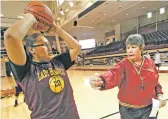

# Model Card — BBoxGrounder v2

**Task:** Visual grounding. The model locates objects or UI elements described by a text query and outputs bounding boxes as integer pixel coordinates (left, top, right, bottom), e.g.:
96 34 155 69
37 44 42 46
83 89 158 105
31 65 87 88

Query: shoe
14 100 18 107
14 103 18 107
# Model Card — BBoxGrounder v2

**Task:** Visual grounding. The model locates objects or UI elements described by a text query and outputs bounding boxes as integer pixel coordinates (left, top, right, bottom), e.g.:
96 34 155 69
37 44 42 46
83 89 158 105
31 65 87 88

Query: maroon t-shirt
10 51 79 119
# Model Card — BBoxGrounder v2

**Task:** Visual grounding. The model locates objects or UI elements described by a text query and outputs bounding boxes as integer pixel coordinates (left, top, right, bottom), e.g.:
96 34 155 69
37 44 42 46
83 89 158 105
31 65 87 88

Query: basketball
24 1 53 31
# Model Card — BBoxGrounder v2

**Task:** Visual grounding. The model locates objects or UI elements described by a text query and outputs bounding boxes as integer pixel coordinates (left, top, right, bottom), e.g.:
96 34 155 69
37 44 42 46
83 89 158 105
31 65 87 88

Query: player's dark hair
23 33 43 60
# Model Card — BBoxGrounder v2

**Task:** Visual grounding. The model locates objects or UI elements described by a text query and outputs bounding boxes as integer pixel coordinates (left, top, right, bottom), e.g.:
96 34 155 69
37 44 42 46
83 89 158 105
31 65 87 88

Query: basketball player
4 13 81 119
3 56 24 107
154 50 161 71
90 34 166 119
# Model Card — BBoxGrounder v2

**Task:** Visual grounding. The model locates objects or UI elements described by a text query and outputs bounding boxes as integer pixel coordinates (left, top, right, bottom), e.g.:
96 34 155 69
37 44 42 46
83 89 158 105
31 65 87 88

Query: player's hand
157 94 166 108
51 22 60 33
23 13 38 30
89 73 104 90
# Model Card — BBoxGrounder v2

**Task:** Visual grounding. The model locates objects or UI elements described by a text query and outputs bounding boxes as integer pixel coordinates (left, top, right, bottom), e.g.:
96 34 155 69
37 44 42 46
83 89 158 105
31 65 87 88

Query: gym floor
1 70 168 119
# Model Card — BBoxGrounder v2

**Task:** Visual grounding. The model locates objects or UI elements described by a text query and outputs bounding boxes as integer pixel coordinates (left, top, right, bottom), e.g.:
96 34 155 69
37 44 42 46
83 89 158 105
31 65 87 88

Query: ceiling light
0 14 4 17
18 16 24 19
69 2 74 7
127 14 128 15
143 7 145 9
147 12 152 18
160 7 165 14
104 13 106 15
58 0 64 6
65 9 69 12
92 20 94 21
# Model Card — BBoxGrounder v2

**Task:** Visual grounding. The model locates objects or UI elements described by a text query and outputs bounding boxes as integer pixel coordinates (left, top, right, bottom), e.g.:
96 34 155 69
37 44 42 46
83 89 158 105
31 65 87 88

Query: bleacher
0 49 7 58
142 29 168 45
86 40 125 56
86 29 168 57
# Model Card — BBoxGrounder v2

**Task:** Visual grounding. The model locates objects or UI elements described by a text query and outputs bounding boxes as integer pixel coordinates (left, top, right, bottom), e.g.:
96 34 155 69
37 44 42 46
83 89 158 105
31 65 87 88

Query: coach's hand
89 73 104 90
157 94 166 108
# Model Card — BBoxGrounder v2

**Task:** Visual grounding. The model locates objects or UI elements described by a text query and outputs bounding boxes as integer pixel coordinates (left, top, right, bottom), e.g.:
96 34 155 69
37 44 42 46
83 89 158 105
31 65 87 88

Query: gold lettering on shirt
37 68 65 81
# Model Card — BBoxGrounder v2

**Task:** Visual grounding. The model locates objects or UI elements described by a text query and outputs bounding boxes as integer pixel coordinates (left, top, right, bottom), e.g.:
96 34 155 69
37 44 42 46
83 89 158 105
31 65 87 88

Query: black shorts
155 63 161 67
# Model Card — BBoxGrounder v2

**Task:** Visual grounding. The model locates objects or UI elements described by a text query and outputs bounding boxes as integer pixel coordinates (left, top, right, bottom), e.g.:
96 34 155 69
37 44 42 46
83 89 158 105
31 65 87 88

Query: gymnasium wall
94 5 168 44
121 18 137 34
121 5 168 34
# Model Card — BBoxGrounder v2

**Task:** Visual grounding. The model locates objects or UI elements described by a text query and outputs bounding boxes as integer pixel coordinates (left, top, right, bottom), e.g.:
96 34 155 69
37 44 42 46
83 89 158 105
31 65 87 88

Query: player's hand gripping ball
24 1 53 31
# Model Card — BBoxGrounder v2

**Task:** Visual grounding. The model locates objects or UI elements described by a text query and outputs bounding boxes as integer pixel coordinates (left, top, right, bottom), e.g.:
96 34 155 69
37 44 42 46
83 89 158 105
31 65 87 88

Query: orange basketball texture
24 2 53 31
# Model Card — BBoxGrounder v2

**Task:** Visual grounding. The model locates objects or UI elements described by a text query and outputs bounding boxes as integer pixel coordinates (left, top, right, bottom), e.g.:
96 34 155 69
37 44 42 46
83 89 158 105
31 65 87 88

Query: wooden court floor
1 70 168 119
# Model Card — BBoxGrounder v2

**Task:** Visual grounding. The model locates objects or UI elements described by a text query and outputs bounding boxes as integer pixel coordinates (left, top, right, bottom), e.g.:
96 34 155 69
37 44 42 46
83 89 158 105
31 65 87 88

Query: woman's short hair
126 34 145 49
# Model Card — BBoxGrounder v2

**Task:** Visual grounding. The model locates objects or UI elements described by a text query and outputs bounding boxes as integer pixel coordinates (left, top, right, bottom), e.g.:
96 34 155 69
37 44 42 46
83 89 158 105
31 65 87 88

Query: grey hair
126 34 145 49
23 33 42 47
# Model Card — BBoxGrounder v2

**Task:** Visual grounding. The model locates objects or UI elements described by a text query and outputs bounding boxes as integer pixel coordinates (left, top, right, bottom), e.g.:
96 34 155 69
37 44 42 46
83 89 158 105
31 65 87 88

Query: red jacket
100 57 163 106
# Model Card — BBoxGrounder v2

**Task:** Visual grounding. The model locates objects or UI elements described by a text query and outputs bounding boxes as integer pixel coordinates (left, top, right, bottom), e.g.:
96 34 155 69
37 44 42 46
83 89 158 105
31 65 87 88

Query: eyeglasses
32 43 51 48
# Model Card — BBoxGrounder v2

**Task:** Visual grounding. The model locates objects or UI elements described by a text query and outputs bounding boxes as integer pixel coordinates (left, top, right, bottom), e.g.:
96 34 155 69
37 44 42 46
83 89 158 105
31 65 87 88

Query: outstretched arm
100 64 123 90
90 64 123 90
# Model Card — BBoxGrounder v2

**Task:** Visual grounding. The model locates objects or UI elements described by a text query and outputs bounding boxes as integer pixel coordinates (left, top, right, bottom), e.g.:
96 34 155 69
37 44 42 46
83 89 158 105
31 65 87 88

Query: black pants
119 104 158 119
15 85 23 96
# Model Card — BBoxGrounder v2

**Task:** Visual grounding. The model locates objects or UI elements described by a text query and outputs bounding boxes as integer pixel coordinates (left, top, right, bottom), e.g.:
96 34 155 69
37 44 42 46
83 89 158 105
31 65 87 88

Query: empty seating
86 29 168 57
